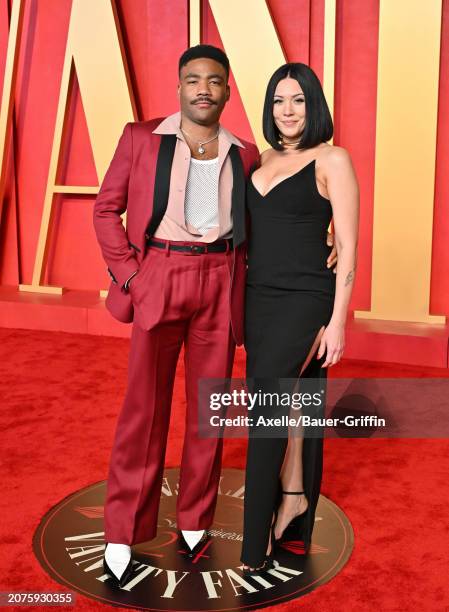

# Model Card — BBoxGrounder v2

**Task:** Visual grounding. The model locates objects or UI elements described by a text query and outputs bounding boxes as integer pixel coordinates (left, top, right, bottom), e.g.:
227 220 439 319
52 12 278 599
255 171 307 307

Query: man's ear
226 84 230 101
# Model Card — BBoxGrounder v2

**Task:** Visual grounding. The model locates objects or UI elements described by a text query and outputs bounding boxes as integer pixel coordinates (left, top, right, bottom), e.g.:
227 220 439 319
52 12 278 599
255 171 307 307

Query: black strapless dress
241 159 336 567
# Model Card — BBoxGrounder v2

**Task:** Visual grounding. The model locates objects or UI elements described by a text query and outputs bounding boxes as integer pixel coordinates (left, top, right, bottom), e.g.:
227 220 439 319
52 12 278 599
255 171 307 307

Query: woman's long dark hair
262 63 333 150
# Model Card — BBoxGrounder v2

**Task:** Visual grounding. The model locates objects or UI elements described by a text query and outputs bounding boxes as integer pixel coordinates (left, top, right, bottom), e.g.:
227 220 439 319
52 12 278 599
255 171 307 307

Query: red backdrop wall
1 0 448 319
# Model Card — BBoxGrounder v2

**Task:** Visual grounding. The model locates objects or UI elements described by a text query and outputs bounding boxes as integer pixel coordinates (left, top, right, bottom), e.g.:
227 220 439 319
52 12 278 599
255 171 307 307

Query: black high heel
103 543 134 588
275 490 309 545
242 556 273 577
242 512 276 577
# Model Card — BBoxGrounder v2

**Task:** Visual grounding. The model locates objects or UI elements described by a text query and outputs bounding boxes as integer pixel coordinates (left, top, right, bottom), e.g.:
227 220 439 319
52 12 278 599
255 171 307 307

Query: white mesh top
184 157 219 234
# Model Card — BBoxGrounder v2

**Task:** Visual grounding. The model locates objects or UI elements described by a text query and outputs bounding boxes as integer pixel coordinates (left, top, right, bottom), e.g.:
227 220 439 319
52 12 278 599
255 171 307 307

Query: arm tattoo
344 269 355 286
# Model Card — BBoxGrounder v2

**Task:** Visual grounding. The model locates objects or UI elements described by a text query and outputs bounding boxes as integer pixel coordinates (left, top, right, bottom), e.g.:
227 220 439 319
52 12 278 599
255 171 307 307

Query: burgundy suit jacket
93 118 259 346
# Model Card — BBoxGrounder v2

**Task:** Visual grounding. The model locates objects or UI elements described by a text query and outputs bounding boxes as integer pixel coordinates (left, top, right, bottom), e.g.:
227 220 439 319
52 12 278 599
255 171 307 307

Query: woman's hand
317 321 345 367
326 231 338 273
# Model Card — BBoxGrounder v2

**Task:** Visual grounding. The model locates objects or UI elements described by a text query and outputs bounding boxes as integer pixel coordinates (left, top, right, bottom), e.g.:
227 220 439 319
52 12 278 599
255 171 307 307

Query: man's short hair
179 44 230 80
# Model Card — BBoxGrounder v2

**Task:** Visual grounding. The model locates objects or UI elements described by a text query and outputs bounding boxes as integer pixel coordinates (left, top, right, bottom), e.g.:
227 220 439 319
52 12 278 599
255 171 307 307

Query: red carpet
1 327 449 611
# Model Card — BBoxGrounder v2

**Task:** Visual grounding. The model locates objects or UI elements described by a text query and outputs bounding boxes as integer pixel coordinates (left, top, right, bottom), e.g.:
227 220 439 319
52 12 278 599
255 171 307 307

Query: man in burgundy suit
93 45 259 585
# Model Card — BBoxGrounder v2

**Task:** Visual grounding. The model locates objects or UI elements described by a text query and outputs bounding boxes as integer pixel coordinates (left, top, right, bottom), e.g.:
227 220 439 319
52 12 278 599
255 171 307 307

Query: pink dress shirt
152 111 245 242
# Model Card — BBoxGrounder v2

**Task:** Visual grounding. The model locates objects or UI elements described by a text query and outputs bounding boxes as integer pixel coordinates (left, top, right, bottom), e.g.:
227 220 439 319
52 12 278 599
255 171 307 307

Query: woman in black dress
241 63 359 573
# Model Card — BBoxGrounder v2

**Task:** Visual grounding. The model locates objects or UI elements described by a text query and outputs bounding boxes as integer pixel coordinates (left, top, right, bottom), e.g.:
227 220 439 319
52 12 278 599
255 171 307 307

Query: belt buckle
189 244 202 255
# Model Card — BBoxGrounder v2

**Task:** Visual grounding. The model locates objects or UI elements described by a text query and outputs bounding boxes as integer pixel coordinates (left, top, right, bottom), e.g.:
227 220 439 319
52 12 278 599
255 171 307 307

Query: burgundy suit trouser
103 245 235 545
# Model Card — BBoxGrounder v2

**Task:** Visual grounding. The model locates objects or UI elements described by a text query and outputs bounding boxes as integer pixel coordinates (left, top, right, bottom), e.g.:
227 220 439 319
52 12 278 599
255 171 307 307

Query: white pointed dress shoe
179 529 210 557
103 543 133 587
181 529 205 551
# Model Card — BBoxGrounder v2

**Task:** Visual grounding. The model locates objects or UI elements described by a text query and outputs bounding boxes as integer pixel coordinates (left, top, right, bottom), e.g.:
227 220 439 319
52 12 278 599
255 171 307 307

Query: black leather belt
147 238 233 254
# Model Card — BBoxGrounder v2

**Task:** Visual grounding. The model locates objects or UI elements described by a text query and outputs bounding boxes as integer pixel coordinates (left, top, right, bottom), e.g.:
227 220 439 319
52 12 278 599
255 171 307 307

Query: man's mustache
192 99 217 105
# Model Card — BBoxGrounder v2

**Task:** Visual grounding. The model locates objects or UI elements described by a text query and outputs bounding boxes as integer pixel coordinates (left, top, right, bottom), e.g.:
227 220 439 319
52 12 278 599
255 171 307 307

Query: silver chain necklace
180 126 219 155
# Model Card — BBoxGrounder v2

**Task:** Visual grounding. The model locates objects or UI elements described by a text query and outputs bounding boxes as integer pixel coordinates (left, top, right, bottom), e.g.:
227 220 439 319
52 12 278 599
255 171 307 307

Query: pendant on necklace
198 146 205 154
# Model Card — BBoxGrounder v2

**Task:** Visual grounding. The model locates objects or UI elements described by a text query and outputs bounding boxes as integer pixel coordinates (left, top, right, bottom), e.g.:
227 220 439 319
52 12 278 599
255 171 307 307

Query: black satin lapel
229 144 246 247
145 134 177 238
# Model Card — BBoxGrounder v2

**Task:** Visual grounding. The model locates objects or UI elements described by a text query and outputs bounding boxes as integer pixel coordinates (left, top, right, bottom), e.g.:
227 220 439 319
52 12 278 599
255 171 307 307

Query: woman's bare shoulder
318 144 353 168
